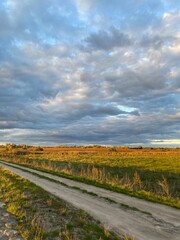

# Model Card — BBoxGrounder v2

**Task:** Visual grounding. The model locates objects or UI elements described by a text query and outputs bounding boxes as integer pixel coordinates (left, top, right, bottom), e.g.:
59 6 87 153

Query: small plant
59 225 76 240
46 198 53 206
103 225 111 238
132 172 142 190
123 234 134 240
157 177 171 197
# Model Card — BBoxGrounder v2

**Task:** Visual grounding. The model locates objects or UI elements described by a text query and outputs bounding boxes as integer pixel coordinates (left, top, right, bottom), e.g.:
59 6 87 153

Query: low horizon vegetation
0 144 180 208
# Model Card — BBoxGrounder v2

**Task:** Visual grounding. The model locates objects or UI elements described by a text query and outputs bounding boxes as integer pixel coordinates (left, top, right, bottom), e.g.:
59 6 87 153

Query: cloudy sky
0 0 179 146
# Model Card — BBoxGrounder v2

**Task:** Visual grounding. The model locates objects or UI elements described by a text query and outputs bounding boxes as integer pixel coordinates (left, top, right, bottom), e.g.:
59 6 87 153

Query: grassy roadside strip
1 161 152 216
0 166 128 240
2 159 180 209
1 159 179 209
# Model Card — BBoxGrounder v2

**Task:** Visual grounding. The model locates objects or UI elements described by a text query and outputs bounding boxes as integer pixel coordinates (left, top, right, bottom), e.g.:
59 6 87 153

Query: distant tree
5 143 16 151
109 147 117 152
35 146 44 151
135 145 143 149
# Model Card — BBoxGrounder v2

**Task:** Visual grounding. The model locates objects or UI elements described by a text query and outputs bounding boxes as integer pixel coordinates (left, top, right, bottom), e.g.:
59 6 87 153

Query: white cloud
151 139 180 145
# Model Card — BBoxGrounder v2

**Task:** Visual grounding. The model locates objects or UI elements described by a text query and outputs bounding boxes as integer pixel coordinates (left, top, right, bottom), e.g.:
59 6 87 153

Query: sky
0 0 180 147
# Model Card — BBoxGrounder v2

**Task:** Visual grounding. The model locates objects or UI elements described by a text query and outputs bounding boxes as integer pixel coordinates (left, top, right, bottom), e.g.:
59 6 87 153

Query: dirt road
0 161 179 240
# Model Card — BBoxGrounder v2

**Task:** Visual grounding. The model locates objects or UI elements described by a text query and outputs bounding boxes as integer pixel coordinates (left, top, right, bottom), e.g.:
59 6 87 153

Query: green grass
1 161 154 217
0 147 180 208
0 167 123 240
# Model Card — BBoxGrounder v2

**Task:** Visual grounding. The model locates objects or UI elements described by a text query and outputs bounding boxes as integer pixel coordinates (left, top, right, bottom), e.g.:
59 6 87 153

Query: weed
59 225 76 240
157 176 171 197
103 225 111 238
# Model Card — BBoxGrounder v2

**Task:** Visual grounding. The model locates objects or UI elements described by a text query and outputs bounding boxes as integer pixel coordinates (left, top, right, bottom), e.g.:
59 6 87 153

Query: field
0 145 180 208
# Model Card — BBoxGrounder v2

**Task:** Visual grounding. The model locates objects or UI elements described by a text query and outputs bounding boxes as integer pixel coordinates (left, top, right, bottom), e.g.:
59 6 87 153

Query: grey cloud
39 101 140 125
86 28 132 50
1 111 178 146
105 69 166 99
0 121 16 129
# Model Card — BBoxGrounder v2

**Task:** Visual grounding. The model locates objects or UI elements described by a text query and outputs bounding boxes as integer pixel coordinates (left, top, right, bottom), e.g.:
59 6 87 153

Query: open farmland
0 145 180 208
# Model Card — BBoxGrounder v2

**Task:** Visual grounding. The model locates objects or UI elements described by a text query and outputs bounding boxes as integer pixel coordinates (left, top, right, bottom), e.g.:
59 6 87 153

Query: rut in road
0 161 180 240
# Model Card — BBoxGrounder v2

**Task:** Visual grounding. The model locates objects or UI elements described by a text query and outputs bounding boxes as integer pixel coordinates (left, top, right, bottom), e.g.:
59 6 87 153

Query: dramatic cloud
0 0 179 146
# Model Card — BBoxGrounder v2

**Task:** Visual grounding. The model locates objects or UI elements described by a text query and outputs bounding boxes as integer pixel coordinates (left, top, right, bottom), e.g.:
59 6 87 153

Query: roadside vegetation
0 144 180 208
0 167 123 240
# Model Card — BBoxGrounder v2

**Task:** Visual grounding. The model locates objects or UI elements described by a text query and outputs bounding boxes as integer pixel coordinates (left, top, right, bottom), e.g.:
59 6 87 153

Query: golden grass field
0 145 180 208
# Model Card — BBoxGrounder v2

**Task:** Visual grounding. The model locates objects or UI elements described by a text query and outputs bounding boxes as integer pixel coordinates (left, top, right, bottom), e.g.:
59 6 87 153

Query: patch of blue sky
42 37 58 45
0 1 10 11
11 38 24 48
117 105 137 113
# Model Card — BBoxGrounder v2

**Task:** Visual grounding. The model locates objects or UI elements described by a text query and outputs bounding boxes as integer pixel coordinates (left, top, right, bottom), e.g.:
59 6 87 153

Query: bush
34 146 44 151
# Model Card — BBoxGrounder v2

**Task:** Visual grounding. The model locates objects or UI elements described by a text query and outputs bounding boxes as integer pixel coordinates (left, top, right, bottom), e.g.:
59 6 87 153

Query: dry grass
0 146 180 207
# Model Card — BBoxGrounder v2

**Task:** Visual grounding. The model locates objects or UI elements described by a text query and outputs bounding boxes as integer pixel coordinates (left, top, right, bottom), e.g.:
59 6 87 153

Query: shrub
35 146 44 151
